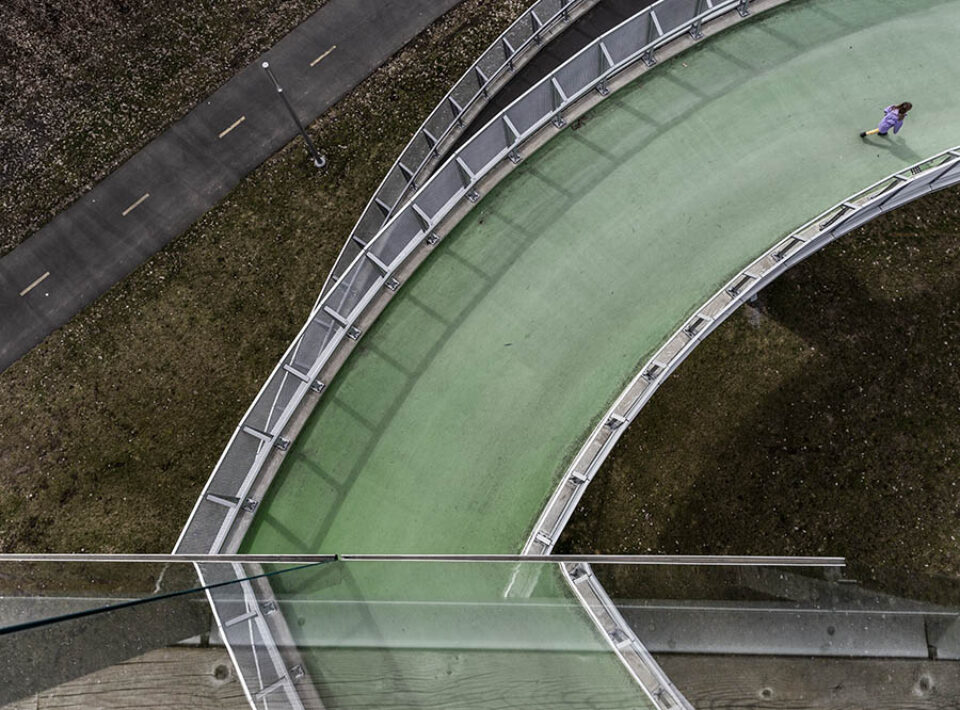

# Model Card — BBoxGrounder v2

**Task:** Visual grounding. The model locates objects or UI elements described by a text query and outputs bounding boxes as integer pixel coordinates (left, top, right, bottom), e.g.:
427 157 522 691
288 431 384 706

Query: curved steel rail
176 0 766 559
317 0 599 301
524 145 960 559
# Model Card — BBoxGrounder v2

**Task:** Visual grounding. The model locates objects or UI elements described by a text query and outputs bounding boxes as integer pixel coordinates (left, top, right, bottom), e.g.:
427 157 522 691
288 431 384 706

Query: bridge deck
241 0 960 706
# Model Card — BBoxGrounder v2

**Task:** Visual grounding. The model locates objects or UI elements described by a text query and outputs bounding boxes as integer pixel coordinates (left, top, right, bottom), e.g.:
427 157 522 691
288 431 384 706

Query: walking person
860 102 912 137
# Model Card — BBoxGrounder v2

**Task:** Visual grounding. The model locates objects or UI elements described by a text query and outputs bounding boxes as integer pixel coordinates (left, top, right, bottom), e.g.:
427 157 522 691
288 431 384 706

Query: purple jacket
878 105 904 134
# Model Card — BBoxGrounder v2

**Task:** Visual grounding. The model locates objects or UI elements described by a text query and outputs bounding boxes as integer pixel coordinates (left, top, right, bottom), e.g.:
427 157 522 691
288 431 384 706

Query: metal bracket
466 189 481 203
726 273 753 297
642 50 657 67
773 236 802 262
273 437 291 452
347 326 362 340
605 415 626 430
260 600 278 615
738 0 750 16
310 380 325 393
289 664 305 681
552 114 566 129
385 277 400 291
425 233 440 246
609 628 630 646
508 149 522 164
241 498 259 513
683 317 706 338
596 79 610 97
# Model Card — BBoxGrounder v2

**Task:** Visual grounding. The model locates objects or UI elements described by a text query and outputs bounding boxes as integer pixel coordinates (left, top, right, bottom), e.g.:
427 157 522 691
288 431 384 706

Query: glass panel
653 0 702 36
2 557 957 709
0 561 249 708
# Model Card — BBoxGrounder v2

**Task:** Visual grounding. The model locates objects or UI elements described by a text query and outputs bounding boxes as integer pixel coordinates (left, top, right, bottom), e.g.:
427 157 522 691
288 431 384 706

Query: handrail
316 0 597 303
522 145 960 556
177 0 766 559
0 552 845 564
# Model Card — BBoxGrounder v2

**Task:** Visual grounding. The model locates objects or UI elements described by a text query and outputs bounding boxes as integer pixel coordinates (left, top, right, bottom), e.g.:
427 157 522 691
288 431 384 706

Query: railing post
502 115 522 164
502 37 516 70
642 11 662 67
455 157 480 203
561 0 571 22
551 77 567 128
448 96 464 128
738 0 751 17
597 41 614 96
690 0 707 40
531 10 543 45
475 66 489 98
423 128 440 158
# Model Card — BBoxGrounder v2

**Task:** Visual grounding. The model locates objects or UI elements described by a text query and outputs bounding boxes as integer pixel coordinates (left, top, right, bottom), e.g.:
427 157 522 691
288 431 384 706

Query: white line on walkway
218 115 246 139
121 193 150 217
310 45 337 67
19 272 50 297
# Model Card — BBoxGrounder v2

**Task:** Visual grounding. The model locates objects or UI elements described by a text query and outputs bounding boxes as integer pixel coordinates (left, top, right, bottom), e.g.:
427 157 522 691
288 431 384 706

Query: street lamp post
261 61 326 169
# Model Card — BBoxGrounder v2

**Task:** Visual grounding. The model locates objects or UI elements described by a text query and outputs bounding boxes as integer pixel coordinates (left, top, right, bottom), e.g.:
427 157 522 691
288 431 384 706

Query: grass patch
0 0 526 553
557 185 960 602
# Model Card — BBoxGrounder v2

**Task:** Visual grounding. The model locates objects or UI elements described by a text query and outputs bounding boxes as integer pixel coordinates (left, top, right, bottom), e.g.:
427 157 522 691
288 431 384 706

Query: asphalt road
0 0 461 372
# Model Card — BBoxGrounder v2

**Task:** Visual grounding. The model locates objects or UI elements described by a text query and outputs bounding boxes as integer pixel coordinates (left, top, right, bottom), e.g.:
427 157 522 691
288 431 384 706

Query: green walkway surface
242 0 960 706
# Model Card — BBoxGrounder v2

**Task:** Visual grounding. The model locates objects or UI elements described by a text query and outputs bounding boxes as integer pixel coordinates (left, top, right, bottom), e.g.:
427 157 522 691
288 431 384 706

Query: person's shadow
860 133 923 163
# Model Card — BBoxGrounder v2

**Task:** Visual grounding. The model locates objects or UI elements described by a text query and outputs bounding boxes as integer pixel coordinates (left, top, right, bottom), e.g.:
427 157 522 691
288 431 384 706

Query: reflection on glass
1 558 957 709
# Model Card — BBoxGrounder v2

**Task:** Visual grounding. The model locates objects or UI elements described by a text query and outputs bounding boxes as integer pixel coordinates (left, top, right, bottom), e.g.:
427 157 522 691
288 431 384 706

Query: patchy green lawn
0 0 526 553
557 186 960 602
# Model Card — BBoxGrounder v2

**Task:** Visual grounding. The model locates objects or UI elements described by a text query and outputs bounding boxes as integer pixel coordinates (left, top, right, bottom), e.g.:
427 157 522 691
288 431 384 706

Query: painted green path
242 0 960 706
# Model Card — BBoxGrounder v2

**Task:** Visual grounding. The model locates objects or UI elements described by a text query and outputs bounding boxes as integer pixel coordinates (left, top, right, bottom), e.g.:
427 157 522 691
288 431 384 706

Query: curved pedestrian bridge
241 0 960 706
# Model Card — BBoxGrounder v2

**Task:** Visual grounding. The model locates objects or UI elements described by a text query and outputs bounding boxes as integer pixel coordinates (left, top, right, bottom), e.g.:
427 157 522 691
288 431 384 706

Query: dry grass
0 0 339 257
0 0 527 553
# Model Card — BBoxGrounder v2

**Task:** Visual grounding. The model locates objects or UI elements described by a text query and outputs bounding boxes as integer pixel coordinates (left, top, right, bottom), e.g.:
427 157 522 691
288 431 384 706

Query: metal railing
317 0 598 301
564 562 693 710
523 145 960 557
195 561 311 710
176 0 765 559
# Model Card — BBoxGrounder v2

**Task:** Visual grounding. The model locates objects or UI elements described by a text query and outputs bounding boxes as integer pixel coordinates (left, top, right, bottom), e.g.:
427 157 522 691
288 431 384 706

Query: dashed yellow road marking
218 115 246 139
122 193 150 217
310 45 337 67
20 271 50 297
